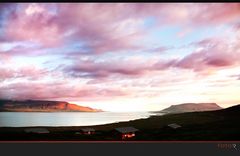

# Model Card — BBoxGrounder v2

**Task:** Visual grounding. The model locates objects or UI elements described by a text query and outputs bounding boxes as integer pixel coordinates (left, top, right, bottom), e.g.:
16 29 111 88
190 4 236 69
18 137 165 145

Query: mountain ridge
0 99 102 112
154 103 222 114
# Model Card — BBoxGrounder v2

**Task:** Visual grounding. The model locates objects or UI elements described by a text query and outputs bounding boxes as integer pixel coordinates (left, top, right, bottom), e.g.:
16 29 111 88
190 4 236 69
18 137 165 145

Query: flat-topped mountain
156 103 222 114
0 99 102 112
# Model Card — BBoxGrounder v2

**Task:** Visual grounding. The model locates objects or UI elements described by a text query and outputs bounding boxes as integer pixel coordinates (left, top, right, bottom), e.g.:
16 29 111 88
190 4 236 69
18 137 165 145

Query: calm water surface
0 112 158 127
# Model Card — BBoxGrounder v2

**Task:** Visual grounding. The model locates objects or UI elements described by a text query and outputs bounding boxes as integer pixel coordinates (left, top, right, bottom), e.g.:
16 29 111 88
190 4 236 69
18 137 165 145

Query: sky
0 3 240 112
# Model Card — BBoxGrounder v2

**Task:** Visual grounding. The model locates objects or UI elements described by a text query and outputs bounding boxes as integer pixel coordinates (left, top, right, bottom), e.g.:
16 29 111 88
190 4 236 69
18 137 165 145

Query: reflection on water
0 112 155 127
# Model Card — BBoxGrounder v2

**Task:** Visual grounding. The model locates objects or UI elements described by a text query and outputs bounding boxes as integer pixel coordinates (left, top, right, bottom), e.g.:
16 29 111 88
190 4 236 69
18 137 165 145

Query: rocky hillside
156 103 222 114
0 99 102 112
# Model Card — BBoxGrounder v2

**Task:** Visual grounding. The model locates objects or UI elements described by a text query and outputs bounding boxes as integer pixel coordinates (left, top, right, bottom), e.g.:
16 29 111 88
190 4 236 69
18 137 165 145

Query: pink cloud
0 81 127 101
0 66 48 81
173 42 240 72
2 3 240 54
65 60 152 78
63 56 181 80
4 4 61 47
64 42 240 79
189 3 240 25
0 68 14 80
0 53 12 63
0 44 44 57
151 3 240 26
205 57 233 67
145 45 173 53
2 4 149 53
87 32 145 54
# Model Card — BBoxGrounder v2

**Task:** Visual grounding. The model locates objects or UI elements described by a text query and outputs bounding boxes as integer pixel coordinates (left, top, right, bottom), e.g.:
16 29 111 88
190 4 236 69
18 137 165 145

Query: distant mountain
0 99 102 112
155 103 222 114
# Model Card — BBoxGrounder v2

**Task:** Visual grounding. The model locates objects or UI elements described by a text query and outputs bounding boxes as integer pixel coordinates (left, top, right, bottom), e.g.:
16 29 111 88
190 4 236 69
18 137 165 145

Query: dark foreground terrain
0 104 240 141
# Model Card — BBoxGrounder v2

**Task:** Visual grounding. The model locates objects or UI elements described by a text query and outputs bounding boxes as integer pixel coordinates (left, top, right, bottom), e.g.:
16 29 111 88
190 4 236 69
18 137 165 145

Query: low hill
0 99 102 112
155 103 222 114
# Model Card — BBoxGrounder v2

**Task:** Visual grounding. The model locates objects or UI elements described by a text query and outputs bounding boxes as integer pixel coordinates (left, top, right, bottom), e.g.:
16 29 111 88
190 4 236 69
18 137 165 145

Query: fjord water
0 112 155 127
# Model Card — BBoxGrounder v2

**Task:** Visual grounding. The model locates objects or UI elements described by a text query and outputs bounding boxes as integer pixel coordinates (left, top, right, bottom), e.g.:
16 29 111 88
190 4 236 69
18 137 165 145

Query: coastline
0 106 240 141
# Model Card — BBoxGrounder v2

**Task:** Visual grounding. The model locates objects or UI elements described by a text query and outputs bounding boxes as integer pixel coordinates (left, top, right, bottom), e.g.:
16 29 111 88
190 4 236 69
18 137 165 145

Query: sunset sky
0 3 240 112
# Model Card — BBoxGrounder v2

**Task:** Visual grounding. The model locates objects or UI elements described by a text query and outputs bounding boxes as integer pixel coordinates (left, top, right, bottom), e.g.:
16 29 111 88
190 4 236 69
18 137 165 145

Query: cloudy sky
0 3 240 112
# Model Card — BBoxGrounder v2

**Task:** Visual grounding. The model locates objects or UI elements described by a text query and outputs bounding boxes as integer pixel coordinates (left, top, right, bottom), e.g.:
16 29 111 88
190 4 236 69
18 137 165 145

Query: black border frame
1 1 240 156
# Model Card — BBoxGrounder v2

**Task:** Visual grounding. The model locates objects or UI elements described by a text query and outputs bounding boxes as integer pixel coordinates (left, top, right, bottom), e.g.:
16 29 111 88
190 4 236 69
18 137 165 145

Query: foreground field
0 104 240 141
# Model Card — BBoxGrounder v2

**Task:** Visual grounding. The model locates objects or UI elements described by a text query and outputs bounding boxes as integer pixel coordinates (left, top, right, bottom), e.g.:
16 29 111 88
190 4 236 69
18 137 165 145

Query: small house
75 132 81 135
115 127 139 140
167 123 182 129
80 128 95 135
24 128 50 134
